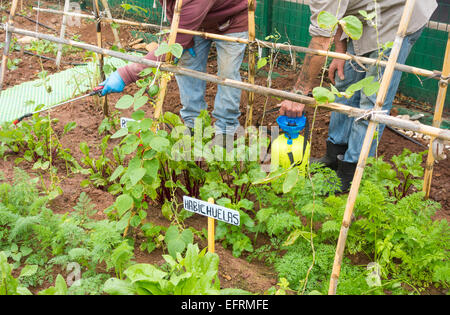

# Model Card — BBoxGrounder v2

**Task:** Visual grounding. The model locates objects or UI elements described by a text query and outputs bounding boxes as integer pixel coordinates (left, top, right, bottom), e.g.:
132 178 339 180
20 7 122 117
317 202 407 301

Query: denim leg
176 36 212 128
328 42 366 146
212 32 248 134
343 29 424 163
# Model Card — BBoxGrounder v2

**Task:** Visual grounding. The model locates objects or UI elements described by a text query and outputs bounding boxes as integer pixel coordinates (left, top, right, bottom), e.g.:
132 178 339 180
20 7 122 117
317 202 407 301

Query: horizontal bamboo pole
4 25 450 142
33 7 443 81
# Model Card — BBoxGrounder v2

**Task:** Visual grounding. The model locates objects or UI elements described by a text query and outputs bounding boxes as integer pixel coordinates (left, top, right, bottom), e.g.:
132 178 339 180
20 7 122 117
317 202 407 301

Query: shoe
311 141 348 170
336 155 357 193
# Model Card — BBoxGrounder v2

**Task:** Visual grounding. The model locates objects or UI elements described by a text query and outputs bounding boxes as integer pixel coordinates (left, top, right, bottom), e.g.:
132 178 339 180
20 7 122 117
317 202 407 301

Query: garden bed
0 1 448 295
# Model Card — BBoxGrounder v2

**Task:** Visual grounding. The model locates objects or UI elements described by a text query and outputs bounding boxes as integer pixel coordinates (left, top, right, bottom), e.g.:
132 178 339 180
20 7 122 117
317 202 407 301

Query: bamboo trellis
32 7 444 83
1 0 449 295
3 25 449 141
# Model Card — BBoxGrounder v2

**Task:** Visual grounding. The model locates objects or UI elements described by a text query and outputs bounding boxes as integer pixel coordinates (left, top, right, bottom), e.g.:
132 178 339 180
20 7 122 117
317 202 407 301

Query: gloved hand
186 47 196 58
174 47 196 64
100 71 126 96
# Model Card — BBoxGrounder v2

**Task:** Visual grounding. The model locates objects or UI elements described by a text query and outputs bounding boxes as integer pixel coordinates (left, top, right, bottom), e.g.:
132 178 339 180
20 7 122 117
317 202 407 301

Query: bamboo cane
328 0 417 295
32 7 444 82
55 0 70 68
152 0 183 129
245 0 256 129
423 32 450 199
100 0 122 49
207 198 215 253
4 25 450 142
0 0 20 93
94 0 108 117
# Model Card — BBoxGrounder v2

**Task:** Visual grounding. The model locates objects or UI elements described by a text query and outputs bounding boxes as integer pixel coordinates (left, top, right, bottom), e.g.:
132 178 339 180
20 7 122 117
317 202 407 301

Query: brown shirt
308 0 438 55
119 0 249 85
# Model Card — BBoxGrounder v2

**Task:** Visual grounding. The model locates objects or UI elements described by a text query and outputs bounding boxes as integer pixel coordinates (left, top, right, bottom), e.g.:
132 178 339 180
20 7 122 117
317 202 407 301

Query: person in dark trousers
101 0 249 137
279 0 437 192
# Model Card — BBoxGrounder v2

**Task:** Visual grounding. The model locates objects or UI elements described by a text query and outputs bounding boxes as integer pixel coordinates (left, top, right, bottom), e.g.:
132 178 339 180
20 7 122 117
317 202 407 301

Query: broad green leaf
150 136 170 152
116 95 134 109
103 278 136 295
167 239 186 259
339 15 363 40
134 95 148 110
154 42 169 57
313 87 335 104
363 80 380 97
131 110 146 121
169 43 183 59
111 127 128 139
19 265 38 278
257 57 268 69
283 168 299 193
124 264 167 283
129 167 146 186
115 194 134 216
318 11 339 30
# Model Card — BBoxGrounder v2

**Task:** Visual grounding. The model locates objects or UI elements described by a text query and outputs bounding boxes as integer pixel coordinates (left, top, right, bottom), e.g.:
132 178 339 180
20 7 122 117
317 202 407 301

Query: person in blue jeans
279 0 437 192
100 0 249 137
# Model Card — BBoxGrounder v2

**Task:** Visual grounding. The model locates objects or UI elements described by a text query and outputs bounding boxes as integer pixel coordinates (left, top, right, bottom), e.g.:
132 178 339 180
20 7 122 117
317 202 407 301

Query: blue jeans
328 29 423 163
175 32 248 134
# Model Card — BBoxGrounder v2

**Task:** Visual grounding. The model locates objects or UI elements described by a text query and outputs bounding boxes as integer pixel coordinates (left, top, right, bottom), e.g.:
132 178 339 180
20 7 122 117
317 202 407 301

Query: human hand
100 71 126 96
328 58 346 85
278 100 305 117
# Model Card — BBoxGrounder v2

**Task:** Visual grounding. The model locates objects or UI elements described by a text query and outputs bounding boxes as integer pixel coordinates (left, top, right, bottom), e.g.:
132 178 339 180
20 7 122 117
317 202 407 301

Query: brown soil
1 1 448 294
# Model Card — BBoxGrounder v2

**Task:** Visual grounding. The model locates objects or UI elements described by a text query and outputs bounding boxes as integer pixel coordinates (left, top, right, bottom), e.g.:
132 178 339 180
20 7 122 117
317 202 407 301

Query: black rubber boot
311 141 348 170
336 155 357 193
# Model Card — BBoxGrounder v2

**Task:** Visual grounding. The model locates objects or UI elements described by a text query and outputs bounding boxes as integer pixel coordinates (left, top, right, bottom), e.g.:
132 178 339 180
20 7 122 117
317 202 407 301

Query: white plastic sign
120 117 135 129
183 196 240 226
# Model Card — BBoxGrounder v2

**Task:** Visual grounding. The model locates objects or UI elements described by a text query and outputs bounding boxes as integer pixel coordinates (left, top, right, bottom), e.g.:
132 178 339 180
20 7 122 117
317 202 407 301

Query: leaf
339 15 363 40
313 87 335 104
129 167 146 186
257 57 268 69
154 42 169 57
111 127 128 139
169 43 183 59
317 11 339 30
103 278 136 295
167 239 186 259
150 136 170 152
131 110 146 121
283 168 299 193
363 80 380 97
63 121 76 135
283 229 316 246
19 265 38 278
110 165 125 182
115 194 134 216
116 95 134 109
134 95 148 110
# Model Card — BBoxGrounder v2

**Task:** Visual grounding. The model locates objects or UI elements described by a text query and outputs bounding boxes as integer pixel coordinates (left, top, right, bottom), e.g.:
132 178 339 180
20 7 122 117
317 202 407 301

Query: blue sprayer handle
276 115 307 145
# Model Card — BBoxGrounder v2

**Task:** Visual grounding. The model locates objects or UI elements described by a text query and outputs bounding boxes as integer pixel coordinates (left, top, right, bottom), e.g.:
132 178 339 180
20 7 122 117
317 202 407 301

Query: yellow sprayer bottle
271 115 311 176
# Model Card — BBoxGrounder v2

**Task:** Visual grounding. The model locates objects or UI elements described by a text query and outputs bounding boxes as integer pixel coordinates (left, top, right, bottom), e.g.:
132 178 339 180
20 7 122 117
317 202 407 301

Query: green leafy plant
103 243 250 295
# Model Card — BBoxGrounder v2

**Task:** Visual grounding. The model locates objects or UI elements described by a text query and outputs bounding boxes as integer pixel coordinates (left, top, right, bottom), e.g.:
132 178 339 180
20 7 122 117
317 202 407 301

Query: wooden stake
94 0 108 117
32 7 443 83
328 0 417 295
423 32 450 198
152 0 183 129
0 0 20 93
207 198 215 253
5 25 450 142
245 0 256 129
100 0 122 49
55 0 70 68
